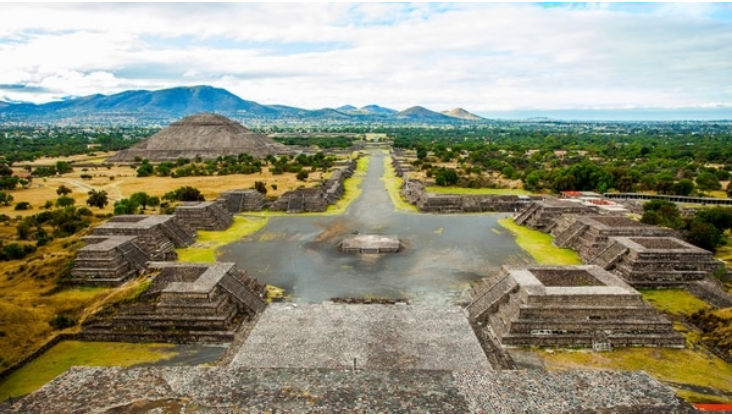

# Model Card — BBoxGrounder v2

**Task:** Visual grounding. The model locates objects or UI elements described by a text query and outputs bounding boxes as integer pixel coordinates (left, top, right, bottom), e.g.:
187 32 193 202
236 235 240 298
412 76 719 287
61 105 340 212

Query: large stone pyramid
108 113 289 162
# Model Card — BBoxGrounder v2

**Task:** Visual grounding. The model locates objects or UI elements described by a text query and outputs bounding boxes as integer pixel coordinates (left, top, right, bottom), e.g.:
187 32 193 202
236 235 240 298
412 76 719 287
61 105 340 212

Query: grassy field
4 155 325 218
537 341 732 403
497 217 581 265
640 289 711 316
382 157 419 213
176 215 269 263
0 341 178 399
425 186 532 195
716 244 732 269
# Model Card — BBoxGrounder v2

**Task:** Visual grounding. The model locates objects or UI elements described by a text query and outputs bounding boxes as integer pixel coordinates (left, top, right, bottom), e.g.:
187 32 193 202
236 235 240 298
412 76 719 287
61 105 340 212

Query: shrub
0 243 36 261
14 201 31 210
50 314 77 330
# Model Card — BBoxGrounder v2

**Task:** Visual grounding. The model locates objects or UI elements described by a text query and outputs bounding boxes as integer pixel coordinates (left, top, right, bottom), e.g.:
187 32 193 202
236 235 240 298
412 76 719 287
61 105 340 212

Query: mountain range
0 85 483 126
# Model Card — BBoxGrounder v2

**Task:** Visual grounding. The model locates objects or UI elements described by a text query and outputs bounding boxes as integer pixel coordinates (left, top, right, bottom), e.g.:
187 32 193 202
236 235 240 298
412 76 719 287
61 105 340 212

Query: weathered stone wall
552 216 674 263
69 235 149 286
218 189 269 213
514 200 595 231
174 201 233 230
91 215 194 261
82 262 267 340
269 160 356 213
469 266 684 348
595 236 726 288
398 176 535 213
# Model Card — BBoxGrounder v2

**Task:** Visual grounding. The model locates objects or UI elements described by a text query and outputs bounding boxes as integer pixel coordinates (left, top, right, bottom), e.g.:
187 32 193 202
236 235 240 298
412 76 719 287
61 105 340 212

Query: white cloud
0 3 730 112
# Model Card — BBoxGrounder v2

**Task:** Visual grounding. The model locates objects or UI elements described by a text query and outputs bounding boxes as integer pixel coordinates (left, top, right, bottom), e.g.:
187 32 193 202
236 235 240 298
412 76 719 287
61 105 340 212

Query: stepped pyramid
108 113 289 162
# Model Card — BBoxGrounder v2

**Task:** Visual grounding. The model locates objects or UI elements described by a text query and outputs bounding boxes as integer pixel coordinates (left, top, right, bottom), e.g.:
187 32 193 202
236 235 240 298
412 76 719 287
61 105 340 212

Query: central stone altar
339 233 402 254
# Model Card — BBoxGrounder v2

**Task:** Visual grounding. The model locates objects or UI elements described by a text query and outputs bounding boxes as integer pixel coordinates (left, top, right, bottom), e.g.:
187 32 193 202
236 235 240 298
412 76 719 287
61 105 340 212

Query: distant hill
336 105 357 112
360 105 397 115
442 107 483 120
396 106 453 121
0 85 484 126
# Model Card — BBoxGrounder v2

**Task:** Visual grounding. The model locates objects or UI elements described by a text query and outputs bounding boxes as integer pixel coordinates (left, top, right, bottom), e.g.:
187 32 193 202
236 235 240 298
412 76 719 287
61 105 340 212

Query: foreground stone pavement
6 366 693 413
231 304 492 371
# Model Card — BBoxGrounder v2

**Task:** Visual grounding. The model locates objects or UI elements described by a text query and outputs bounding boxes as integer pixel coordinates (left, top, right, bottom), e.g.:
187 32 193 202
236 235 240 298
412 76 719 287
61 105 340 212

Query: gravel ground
7 367 694 413
231 303 492 371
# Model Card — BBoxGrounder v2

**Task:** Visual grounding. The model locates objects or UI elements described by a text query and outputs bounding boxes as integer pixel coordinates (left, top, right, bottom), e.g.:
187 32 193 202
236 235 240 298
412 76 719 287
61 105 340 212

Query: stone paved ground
7 367 693 413
3 303 698 413
231 303 492 371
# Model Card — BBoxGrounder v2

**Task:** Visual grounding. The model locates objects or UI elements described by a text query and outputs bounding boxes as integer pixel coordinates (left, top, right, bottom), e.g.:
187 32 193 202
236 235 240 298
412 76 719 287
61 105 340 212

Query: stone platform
7 366 691 413
231 303 492 371
339 234 401 254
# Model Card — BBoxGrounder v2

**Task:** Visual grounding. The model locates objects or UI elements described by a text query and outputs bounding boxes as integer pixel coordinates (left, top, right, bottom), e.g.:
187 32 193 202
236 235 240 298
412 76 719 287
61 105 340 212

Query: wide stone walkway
231 303 492 371
7 366 692 413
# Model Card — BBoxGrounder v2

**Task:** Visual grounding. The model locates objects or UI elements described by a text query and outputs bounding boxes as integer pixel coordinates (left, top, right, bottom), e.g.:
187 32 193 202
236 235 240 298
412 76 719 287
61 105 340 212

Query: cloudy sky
1 2 731 116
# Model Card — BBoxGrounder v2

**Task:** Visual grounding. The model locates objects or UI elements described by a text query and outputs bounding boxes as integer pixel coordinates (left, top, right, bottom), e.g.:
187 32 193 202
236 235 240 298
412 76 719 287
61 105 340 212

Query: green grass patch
176 215 268 263
640 289 711 316
537 345 732 403
0 341 177 399
425 186 532 195
498 218 581 265
715 244 732 270
324 157 368 215
382 157 419 213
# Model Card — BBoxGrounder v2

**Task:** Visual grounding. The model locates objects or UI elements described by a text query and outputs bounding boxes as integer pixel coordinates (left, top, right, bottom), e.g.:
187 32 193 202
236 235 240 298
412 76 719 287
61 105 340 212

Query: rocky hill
442 107 483 120
396 106 454 121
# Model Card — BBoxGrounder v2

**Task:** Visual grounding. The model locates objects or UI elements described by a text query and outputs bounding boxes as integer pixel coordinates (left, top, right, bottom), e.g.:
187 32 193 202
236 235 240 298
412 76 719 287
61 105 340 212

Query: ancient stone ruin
551 215 674 262
70 214 197 286
339 234 402 254
82 262 267 343
269 160 356 213
174 201 233 230
89 214 195 260
69 235 148 286
468 265 684 348
591 236 726 288
108 113 290 162
400 177 534 213
218 189 268 213
514 199 595 231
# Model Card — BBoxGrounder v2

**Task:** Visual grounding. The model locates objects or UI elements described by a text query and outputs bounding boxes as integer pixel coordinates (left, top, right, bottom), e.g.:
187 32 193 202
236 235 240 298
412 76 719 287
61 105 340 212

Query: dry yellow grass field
3 154 327 217
0 152 335 371
0 231 114 371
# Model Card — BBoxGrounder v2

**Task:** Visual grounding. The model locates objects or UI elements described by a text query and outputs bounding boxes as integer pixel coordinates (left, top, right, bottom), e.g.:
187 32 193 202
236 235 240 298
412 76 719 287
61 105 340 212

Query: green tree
55 195 75 207
0 191 13 206
163 186 205 202
113 198 138 215
696 171 722 192
56 185 72 196
130 192 152 210
148 196 160 211
136 160 154 177
673 179 695 196
641 200 684 229
0 176 19 190
14 201 31 210
55 160 73 174
726 181 732 198
296 170 309 181
86 189 109 209
686 222 721 252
